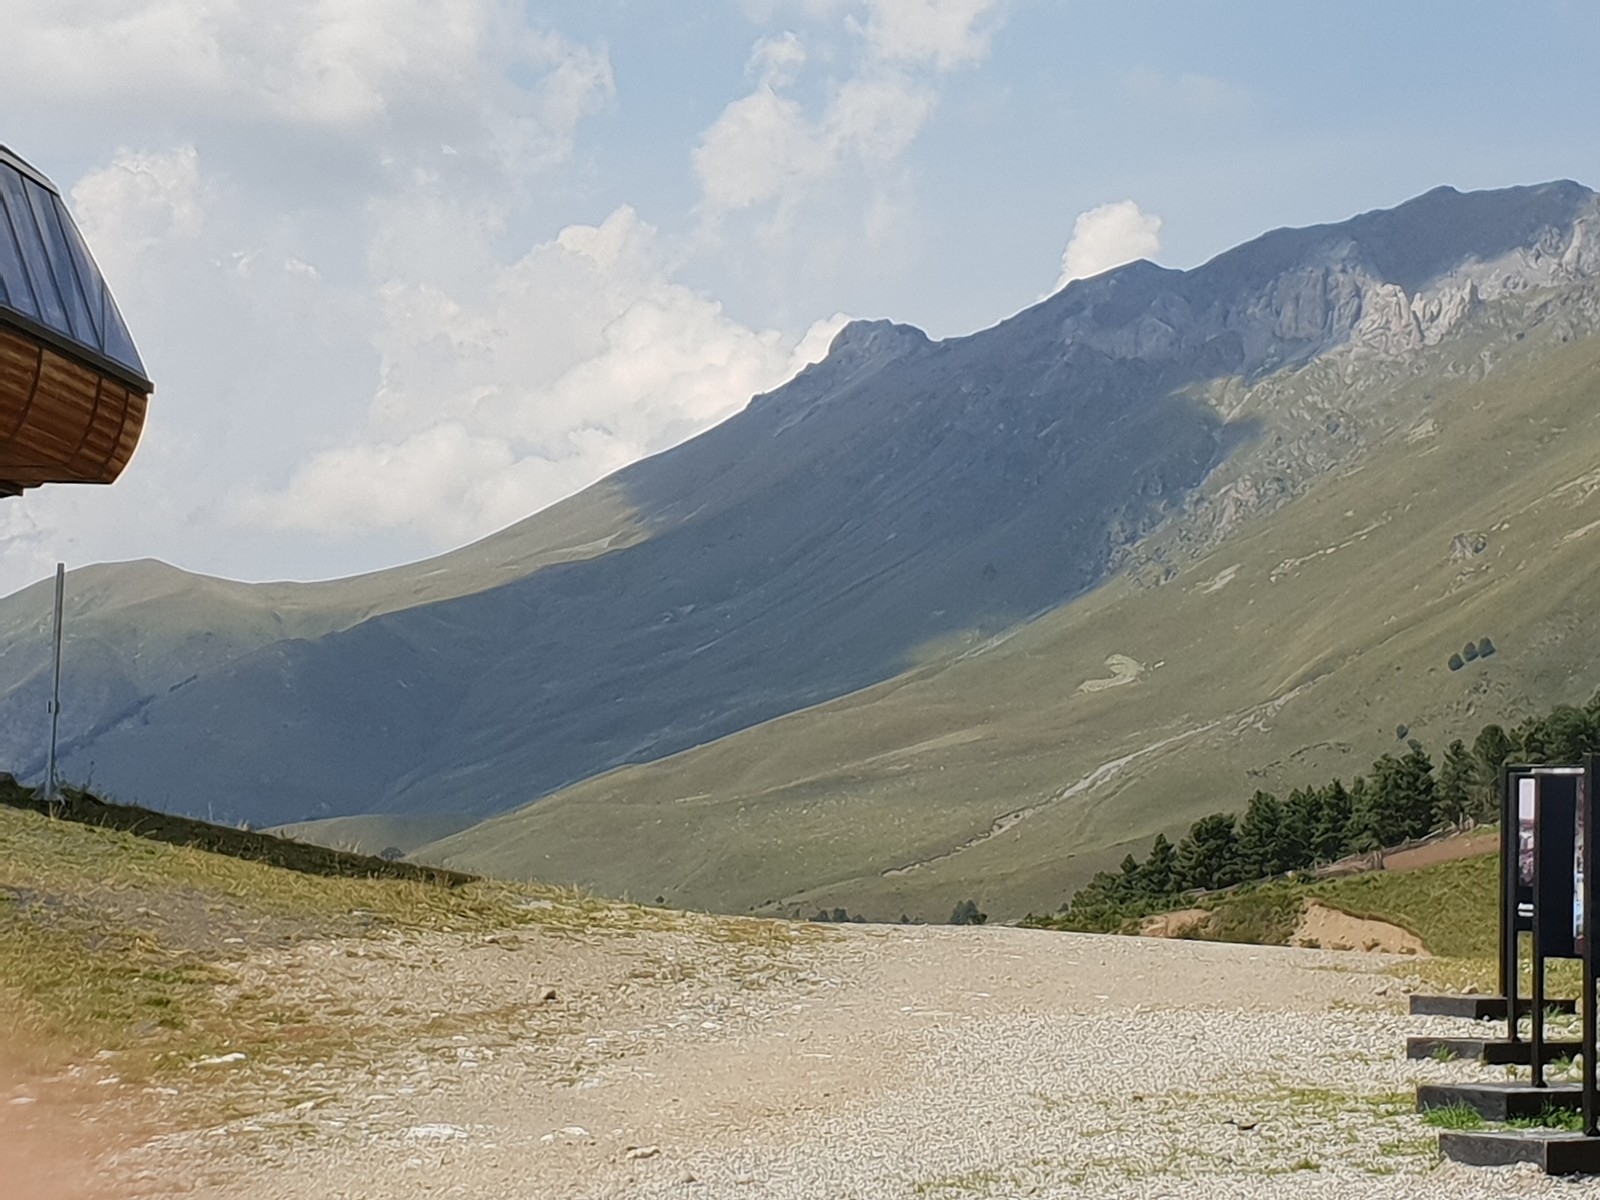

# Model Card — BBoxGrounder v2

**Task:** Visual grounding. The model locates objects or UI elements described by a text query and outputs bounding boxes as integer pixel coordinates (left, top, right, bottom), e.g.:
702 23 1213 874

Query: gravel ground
81 924 1600 1198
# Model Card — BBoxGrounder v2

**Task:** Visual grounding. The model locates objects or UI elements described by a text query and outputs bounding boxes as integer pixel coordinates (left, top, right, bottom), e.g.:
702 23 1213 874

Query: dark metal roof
0 145 151 392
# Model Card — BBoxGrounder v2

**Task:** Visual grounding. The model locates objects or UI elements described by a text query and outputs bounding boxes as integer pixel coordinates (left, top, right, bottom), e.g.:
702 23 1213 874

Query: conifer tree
1236 791 1286 879
1118 853 1147 899
1280 787 1319 871
1435 739 1476 829
1176 813 1242 891
1312 779 1353 863
1398 740 1438 838
1138 833 1178 898
1346 774 1385 852
1472 724 1514 818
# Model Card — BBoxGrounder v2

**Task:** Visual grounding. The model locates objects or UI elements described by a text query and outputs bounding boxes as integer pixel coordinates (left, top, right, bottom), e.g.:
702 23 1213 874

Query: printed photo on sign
1519 776 1538 888
1576 775 1588 955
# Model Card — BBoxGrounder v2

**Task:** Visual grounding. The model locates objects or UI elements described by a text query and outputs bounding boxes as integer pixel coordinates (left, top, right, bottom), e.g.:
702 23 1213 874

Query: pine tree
1435 739 1476 829
1346 775 1385 852
1176 813 1242 891
1117 853 1147 899
1398 740 1438 838
1312 779 1353 863
1279 787 1319 871
1471 724 1514 820
1236 791 1286 879
1137 833 1178 898
1534 706 1600 762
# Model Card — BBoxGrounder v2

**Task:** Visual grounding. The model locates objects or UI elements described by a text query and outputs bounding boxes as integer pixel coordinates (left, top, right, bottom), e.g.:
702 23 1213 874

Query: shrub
949 899 988 925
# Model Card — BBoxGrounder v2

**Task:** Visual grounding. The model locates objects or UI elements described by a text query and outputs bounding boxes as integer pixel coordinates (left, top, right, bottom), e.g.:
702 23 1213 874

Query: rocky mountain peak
826 318 930 360
1022 179 1600 378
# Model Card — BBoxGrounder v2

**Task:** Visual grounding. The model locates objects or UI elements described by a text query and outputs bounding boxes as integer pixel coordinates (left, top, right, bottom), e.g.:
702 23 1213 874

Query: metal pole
1584 754 1597 1137
1532 773 1548 1087
1504 766 1521 1043
45 562 63 808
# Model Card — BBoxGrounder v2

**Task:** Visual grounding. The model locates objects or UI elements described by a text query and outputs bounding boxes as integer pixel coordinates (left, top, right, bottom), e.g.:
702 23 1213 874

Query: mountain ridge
2 179 1598 920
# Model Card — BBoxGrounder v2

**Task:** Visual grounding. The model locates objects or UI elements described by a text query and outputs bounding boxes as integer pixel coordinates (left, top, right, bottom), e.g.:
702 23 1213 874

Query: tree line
1053 690 1600 932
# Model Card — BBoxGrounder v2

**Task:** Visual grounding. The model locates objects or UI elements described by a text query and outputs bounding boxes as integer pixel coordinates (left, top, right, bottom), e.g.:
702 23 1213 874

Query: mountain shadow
66 314 1254 825
43 179 1600 827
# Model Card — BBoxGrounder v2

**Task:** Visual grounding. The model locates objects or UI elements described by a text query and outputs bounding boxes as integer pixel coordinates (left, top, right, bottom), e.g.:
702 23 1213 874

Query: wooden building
0 145 153 497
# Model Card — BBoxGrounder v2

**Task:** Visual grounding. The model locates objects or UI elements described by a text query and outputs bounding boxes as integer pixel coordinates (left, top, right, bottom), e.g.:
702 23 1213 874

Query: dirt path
88 924 1573 1199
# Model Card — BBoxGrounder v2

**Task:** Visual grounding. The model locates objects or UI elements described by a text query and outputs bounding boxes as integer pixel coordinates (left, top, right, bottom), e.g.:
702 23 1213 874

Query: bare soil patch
1138 907 1210 938
1381 830 1498 873
1292 900 1429 956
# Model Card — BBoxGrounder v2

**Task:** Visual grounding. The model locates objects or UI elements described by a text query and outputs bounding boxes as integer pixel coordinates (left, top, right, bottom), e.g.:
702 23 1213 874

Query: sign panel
1538 773 1579 962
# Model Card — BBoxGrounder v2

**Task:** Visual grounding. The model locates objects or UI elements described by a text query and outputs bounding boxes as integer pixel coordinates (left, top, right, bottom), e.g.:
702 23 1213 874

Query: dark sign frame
1500 758 1599 1130
1581 755 1596 1137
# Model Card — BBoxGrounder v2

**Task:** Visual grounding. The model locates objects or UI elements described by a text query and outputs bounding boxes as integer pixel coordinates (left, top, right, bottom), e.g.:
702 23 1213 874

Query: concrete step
1409 993 1578 1020
1439 1129 1600 1175
1416 1080 1581 1122
1407 1036 1583 1065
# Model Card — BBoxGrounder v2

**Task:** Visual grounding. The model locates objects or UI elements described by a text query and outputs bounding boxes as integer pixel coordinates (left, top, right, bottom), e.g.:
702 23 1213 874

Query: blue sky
0 0 1595 596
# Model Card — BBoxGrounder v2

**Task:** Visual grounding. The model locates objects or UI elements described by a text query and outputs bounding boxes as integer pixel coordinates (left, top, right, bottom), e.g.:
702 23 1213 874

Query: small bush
810 907 867 923
949 899 988 926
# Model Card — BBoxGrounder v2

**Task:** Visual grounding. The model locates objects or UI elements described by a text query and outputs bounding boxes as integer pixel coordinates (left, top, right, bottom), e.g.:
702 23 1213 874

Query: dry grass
0 802 824 1092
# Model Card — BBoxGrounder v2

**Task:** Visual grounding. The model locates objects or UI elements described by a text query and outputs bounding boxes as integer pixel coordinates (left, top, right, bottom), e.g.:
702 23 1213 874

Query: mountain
3 181 1600 920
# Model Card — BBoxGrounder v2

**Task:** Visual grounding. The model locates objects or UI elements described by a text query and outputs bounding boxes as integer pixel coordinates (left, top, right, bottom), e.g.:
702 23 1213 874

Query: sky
0 0 1596 598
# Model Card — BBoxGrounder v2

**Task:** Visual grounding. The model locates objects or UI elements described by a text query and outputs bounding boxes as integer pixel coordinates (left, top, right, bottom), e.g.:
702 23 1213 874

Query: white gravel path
108 924 1595 1199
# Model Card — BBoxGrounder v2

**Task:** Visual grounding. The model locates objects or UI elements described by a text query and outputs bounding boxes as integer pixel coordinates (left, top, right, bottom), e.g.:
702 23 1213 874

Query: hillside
2 180 1599 922
422 307 1600 919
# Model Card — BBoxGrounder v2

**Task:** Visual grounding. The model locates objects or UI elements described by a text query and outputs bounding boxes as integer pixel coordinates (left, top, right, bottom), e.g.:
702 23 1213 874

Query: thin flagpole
45 562 64 809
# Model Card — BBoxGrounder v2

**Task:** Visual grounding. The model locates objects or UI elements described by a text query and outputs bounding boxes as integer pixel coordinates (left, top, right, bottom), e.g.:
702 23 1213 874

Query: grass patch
1302 854 1497 960
1421 1104 1485 1131
0 900 224 1062
0 779 476 887
1190 887 1305 946
0 800 818 1084
1505 1106 1587 1132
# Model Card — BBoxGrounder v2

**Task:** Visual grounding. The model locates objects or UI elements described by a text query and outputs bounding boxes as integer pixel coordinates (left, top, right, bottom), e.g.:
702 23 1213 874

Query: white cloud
693 1 998 218
3 1 613 175
694 87 836 213
858 0 1001 69
749 31 809 88
241 207 851 542
0 5 860 595
1054 200 1164 291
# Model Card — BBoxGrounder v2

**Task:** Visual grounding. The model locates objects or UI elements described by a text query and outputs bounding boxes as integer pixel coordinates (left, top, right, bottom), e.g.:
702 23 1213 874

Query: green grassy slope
421 320 1600 923
1304 856 1498 961
268 812 478 857
0 482 640 773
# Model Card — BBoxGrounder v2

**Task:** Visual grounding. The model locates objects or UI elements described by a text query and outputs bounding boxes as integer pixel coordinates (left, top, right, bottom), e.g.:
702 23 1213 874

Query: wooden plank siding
0 325 148 493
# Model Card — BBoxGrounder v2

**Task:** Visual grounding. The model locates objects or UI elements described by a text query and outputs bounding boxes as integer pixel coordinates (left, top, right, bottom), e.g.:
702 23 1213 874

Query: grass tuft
1420 1104 1485 1131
